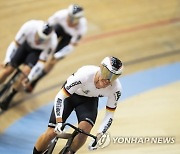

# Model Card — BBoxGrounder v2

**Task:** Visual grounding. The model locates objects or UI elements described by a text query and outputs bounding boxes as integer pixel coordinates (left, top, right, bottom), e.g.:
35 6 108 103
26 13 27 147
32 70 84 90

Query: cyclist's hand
88 138 98 151
54 123 63 135
88 133 103 151
22 78 30 87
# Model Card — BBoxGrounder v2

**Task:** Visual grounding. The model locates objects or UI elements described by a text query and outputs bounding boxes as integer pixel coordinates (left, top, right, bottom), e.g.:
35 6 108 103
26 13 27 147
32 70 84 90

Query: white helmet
100 56 123 82
68 4 84 18
37 22 53 40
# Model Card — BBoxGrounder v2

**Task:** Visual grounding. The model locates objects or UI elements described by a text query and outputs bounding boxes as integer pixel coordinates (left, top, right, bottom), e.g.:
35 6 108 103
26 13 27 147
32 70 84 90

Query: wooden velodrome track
0 0 180 153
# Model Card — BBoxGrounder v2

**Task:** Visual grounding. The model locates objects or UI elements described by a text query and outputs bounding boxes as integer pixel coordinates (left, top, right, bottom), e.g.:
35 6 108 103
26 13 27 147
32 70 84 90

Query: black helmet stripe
72 4 83 15
42 24 53 35
111 56 122 71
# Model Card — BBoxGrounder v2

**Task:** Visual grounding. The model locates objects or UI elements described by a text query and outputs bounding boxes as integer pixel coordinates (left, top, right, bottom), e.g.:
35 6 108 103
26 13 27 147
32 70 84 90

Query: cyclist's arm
3 42 18 65
27 48 53 82
98 89 121 135
54 70 85 123
97 106 115 136
27 60 46 82
27 34 58 82
54 87 71 123
3 22 31 65
53 44 74 60
69 18 87 46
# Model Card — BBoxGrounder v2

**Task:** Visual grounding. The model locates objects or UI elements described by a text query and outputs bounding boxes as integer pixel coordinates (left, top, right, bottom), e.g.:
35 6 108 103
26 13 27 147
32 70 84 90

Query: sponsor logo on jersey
66 81 82 90
56 98 62 116
102 118 113 134
82 90 90 94
114 91 121 101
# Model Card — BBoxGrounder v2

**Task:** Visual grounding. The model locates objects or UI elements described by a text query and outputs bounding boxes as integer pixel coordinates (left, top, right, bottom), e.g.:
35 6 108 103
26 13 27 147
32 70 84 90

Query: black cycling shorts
48 93 98 128
10 41 42 68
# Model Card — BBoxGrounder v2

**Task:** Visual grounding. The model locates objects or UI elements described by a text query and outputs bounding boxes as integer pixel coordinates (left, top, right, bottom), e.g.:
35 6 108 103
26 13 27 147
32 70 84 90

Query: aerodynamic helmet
100 56 123 82
37 22 53 40
68 4 84 19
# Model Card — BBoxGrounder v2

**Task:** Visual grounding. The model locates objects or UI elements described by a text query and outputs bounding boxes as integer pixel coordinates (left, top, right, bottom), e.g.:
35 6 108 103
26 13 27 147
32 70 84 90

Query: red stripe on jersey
106 106 116 112
14 40 20 46
39 59 46 63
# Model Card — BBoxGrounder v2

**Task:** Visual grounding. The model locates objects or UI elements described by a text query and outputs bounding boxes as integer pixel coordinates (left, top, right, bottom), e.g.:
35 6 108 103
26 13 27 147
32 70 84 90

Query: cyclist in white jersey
33 56 123 154
25 4 87 92
0 20 58 110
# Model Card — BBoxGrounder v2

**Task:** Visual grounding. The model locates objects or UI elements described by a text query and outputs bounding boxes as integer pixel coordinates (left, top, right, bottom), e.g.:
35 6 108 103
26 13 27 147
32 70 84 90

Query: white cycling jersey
4 20 58 64
27 12 87 82
48 9 87 44
65 65 122 108
54 65 122 134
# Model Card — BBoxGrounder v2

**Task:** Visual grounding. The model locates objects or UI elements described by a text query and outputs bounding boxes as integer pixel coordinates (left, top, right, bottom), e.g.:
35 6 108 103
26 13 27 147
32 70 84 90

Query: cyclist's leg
34 127 56 154
0 64 30 98
33 96 74 153
11 64 31 91
68 121 93 153
7 47 40 91
33 107 58 154
16 48 41 90
0 43 28 110
70 95 98 153
1 48 40 107
0 41 18 83
0 41 29 84
0 64 15 84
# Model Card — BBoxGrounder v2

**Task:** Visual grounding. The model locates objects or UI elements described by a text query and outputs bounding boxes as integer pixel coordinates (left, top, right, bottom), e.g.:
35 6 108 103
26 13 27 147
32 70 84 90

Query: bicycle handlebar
61 123 97 145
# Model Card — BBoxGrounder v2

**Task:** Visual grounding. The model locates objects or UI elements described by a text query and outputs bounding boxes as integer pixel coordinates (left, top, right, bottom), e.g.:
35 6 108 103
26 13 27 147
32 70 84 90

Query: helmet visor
101 65 121 82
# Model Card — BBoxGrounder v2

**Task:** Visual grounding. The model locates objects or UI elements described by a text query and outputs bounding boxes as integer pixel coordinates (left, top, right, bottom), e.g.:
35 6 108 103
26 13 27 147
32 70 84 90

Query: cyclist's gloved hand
88 133 103 151
54 122 63 135
88 138 98 151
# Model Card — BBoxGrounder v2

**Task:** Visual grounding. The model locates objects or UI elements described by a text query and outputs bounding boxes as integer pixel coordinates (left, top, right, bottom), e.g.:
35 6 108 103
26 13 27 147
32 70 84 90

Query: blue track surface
0 62 180 154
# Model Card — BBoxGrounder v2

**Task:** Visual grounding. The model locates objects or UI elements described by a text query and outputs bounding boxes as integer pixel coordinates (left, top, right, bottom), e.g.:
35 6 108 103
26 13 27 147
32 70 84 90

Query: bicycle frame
0 67 27 110
0 68 21 97
46 123 97 154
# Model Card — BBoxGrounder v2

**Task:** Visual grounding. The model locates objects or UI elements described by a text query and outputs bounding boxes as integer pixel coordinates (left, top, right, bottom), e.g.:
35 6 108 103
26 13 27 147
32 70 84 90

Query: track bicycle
0 67 26 110
45 123 97 154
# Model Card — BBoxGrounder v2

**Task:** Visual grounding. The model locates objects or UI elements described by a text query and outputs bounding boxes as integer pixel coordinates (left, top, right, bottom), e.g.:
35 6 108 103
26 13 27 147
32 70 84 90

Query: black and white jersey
54 65 122 134
48 9 87 44
4 20 58 64
16 20 57 51
64 65 122 109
